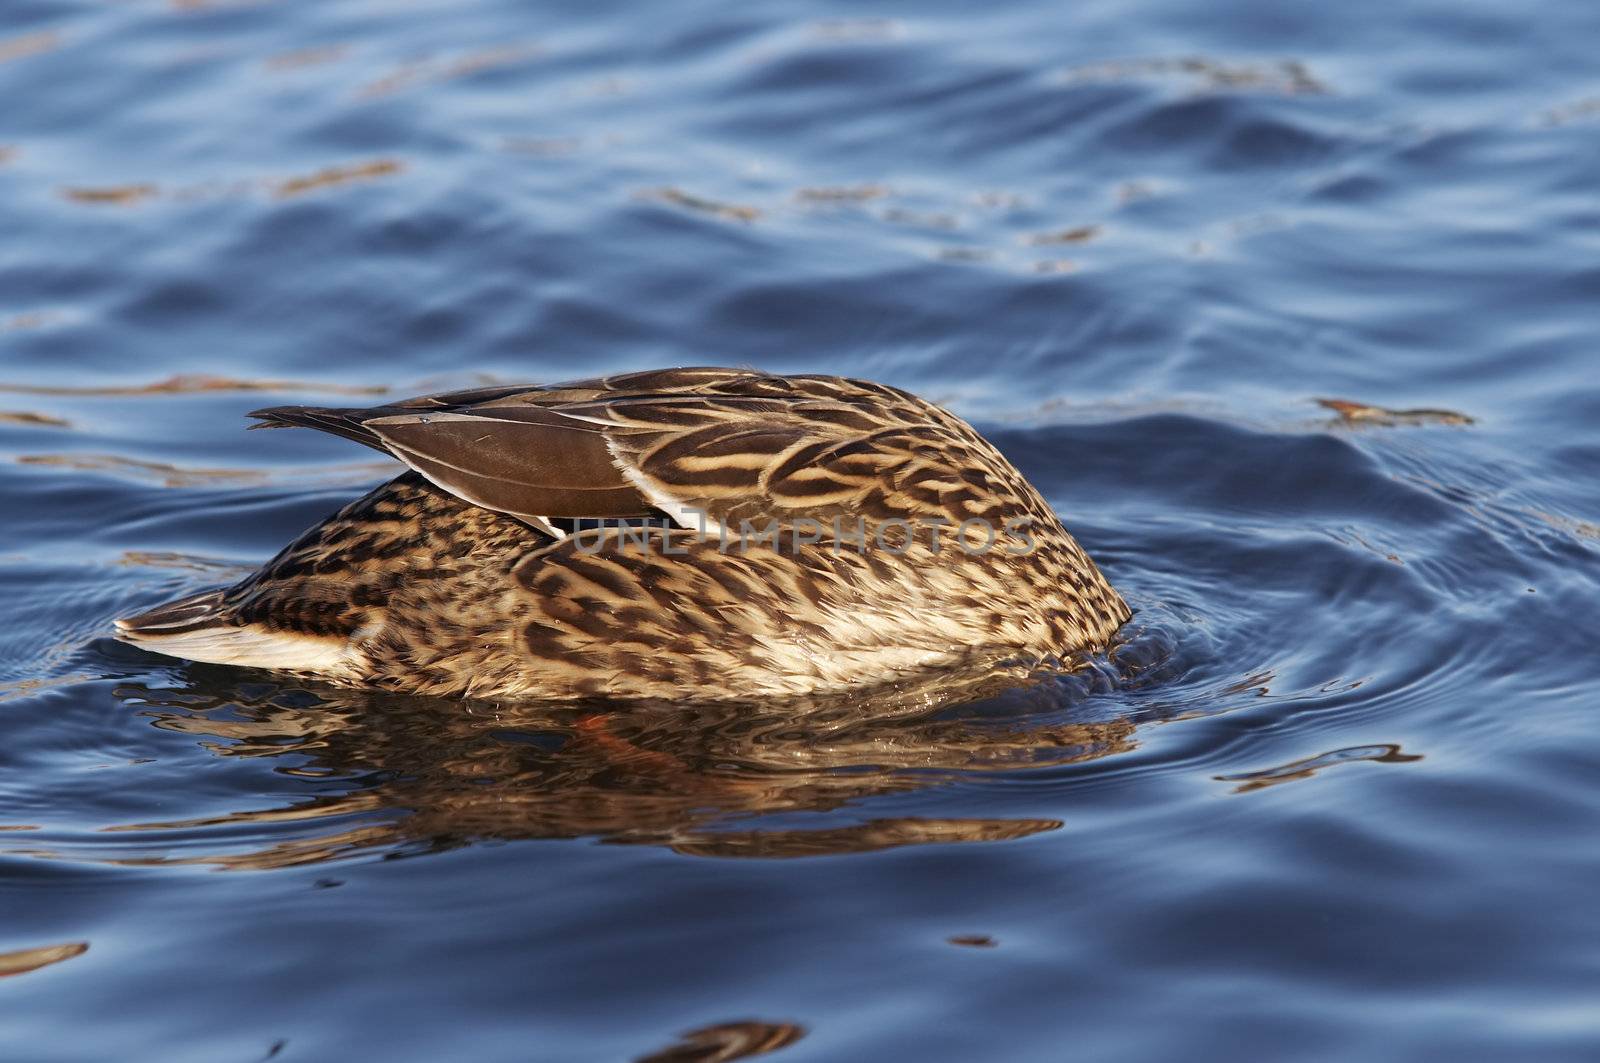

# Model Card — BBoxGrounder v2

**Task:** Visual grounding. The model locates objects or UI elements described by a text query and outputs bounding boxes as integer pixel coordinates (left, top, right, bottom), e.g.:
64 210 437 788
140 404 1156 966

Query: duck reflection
103 662 1136 869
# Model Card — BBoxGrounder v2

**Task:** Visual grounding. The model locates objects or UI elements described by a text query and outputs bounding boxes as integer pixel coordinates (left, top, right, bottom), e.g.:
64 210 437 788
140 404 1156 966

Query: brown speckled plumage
116 367 1130 700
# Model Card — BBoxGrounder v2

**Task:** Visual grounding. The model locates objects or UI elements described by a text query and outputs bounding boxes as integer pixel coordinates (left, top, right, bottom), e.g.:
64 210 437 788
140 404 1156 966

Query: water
3 0 1599 1059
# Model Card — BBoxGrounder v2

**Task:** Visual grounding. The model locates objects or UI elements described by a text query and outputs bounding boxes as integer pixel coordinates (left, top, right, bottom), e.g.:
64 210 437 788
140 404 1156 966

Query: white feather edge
367 411 712 538
115 622 357 673
362 409 718 538
607 438 727 536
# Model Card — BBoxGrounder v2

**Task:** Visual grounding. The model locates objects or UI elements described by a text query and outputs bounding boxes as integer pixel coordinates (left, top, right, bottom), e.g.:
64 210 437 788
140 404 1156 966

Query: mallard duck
116 367 1130 700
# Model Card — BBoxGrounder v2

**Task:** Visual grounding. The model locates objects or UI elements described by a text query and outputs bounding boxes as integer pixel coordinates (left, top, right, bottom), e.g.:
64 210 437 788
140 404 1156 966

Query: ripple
636 1020 805 1063
54 158 406 208
354 43 542 99
272 158 403 198
0 31 59 67
1056 56 1329 96
262 44 348 73
15 452 396 489
0 374 386 397
1214 743 1424 793
3 0 1600 1057
640 187 763 224
0 410 70 428
60 183 159 206
1316 397 1476 427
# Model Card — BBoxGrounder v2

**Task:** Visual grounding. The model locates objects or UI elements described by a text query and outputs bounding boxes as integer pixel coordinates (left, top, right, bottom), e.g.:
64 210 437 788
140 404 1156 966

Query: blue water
4 1 1600 1059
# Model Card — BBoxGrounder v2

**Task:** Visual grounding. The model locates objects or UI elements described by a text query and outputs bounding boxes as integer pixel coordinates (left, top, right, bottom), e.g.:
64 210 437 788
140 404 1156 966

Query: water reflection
1055 56 1328 95
59 184 158 206
355 44 541 99
15 452 394 489
262 44 348 73
0 31 59 67
94 665 1137 869
1315 398 1476 428
55 157 404 208
0 410 70 428
642 187 764 224
0 373 386 397
1215 744 1423 794
0 941 88 978
636 1020 805 1063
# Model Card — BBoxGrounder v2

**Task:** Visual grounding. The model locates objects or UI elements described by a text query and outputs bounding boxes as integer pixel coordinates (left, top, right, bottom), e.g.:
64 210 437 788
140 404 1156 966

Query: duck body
116 368 1129 700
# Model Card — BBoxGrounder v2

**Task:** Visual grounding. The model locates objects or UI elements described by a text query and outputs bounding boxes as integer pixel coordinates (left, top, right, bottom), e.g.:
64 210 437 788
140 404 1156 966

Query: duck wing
248 367 1003 534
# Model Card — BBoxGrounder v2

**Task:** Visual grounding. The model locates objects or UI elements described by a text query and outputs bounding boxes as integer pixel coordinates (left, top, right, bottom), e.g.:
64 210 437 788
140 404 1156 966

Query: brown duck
116 367 1129 700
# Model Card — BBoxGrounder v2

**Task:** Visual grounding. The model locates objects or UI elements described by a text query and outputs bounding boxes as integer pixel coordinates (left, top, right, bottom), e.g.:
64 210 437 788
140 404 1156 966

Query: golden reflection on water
636 1020 805 1063
117 551 256 577
0 941 88 979
0 373 386 397
0 310 50 334
15 453 396 489
0 31 59 66
1316 398 1476 427
56 158 404 208
1527 508 1600 543
70 670 1134 870
642 187 764 224
0 410 70 428
60 184 159 206
1215 743 1422 794
274 159 403 198
355 44 541 98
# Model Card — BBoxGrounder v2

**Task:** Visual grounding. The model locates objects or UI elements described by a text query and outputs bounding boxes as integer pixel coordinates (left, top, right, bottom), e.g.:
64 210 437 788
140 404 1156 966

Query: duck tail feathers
115 588 229 636
115 589 355 673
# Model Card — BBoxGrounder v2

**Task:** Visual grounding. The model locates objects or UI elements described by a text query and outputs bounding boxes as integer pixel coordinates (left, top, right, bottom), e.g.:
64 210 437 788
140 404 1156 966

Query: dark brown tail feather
246 405 394 451
115 589 227 636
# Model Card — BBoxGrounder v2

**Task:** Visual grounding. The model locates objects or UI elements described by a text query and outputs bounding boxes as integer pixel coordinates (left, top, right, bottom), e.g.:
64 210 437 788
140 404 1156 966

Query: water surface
3 0 1600 1059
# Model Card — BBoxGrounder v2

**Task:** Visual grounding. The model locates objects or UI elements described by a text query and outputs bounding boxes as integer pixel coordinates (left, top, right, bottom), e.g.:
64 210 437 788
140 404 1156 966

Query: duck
115 367 1130 701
